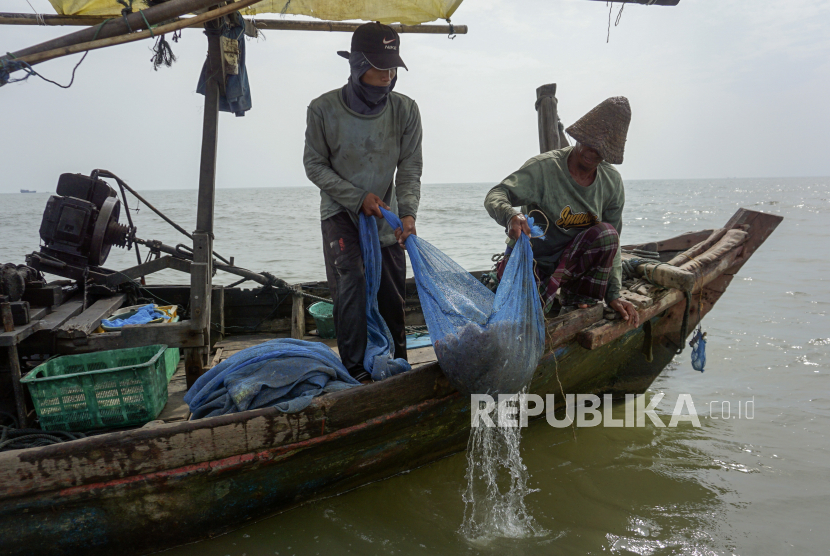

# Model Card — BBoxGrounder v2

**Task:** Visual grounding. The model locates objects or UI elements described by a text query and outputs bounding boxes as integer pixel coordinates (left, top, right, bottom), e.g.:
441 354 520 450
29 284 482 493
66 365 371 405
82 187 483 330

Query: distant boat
20 189 36 193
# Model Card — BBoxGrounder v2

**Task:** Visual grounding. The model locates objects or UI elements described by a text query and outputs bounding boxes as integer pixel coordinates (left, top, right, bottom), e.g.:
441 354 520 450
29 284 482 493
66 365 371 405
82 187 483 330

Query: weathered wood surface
291 290 306 340
54 321 205 353
0 307 49 347
536 83 568 153
544 304 604 350
54 294 125 339
578 237 746 350
6 345 27 428
623 229 713 254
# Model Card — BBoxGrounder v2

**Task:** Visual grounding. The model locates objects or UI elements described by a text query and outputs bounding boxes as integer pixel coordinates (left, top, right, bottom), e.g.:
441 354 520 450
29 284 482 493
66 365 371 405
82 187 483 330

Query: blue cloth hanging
196 13 252 117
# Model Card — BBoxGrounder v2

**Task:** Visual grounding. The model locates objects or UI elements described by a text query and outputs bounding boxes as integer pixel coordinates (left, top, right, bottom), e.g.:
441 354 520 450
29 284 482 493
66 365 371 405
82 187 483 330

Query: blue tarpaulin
184 339 359 418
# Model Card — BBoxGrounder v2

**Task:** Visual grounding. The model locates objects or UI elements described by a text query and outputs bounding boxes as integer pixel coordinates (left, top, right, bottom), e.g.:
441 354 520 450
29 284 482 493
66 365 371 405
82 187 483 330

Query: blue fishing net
380 208 545 395
359 213 412 381
690 328 707 372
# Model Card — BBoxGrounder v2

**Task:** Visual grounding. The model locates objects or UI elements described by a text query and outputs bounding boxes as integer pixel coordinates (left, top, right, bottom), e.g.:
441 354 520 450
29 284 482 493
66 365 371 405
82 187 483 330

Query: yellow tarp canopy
47 0 463 25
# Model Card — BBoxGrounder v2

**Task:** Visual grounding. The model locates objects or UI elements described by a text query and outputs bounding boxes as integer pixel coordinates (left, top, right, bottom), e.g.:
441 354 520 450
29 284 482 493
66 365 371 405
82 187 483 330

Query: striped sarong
495 222 620 313
540 222 619 312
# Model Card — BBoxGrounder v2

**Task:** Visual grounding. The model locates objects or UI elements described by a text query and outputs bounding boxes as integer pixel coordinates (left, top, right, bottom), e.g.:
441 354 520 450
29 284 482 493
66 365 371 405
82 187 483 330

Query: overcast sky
1 0 828 194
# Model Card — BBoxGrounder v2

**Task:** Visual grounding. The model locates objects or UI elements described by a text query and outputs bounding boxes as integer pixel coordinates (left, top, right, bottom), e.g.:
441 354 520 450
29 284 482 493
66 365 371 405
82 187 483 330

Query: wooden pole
1 0 235 62
0 13 468 35
184 16 224 389
291 289 306 340
6 0 262 69
536 83 569 153
7 345 27 428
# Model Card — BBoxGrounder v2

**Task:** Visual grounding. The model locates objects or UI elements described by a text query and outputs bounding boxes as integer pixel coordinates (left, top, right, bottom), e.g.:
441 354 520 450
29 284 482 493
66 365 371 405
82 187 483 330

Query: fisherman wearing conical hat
484 97 640 326
304 22 422 381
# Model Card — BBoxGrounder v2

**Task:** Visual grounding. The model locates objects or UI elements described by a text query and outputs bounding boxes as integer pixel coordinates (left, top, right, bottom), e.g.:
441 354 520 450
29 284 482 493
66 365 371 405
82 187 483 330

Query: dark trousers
321 212 408 377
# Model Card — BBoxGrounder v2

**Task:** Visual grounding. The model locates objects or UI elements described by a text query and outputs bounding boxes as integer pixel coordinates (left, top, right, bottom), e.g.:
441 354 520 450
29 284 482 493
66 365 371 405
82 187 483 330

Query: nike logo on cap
382 38 396 44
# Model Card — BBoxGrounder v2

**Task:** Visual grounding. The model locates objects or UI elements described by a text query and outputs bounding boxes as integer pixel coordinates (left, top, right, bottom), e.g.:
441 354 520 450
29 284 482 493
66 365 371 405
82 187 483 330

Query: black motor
28 173 131 278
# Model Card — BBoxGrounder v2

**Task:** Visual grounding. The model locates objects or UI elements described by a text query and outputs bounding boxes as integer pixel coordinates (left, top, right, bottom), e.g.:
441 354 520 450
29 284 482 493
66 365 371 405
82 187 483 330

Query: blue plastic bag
359 213 412 381
690 328 707 372
380 208 544 395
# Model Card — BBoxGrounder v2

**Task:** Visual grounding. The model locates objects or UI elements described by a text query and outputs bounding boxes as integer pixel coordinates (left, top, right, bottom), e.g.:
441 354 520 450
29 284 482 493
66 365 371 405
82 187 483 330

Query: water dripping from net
460 388 546 542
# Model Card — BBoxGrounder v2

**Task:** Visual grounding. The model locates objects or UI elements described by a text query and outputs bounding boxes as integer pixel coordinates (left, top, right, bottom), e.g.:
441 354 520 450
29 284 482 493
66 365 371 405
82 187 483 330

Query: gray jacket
303 88 423 247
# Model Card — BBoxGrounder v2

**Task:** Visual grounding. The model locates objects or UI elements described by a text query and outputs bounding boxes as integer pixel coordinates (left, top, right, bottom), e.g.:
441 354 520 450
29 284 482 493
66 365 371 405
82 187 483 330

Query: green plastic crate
21 344 170 432
164 346 180 382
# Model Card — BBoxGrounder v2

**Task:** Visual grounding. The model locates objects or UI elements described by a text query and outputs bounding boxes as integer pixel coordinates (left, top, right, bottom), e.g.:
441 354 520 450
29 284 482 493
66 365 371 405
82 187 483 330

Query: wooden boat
0 207 781 555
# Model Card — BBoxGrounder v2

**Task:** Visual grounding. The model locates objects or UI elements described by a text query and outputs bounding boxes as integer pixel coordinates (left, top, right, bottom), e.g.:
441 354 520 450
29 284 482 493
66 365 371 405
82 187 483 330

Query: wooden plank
35 296 84 331
544 304 604 350
21 285 63 308
623 229 714 253
55 294 125 339
54 321 205 353
0 307 49 347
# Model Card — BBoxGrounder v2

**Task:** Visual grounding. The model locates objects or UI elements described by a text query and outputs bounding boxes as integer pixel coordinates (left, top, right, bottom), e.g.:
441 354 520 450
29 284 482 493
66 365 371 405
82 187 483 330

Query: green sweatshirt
303 88 423 247
484 146 624 303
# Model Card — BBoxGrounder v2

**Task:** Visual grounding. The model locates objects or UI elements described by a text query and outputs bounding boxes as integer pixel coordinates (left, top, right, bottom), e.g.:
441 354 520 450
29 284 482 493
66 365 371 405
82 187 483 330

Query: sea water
461 391 545 542
1 176 828 554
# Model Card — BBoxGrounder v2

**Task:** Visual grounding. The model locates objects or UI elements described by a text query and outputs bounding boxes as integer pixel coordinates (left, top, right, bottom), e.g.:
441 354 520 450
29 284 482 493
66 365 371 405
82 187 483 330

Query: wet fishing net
380 208 544 395
359 213 412 381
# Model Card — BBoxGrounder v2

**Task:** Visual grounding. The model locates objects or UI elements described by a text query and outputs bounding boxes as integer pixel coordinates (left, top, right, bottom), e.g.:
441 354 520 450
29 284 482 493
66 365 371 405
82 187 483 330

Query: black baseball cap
338 22 408 71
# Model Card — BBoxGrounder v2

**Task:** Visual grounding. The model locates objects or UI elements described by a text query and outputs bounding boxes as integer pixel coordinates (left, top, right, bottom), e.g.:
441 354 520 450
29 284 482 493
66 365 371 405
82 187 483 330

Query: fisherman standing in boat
484 97 639 326
304 22 422 381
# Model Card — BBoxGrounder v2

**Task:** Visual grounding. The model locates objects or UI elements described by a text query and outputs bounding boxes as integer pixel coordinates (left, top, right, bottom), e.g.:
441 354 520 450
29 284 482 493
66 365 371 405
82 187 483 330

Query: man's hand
361 193 389 218
508 214 532 240
395 216 416 248
609 298 640 327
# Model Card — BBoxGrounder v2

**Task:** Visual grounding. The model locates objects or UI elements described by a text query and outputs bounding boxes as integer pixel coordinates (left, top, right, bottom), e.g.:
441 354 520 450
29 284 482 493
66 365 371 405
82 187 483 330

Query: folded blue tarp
184 339 360 418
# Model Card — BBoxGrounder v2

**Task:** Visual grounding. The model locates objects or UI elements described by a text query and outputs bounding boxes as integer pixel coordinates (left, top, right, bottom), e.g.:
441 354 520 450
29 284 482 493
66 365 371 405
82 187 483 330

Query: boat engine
26 173 134 281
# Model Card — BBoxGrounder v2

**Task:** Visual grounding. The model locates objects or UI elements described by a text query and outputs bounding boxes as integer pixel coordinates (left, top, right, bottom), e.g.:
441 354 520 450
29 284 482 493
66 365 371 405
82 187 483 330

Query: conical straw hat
565 97 631 164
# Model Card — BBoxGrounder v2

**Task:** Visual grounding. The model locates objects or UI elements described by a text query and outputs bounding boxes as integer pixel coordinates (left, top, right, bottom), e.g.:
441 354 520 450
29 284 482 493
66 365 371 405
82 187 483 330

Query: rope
138 10 155 38
675 291 692 355
1 51 88 88
446 18 456 39
24 0 45 26
0 425 86 452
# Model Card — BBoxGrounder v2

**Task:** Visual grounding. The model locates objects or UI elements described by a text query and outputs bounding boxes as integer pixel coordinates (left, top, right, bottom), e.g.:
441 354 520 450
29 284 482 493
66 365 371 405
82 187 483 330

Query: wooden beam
103 256 192 287
536 83 568 153
0 13 467 36
186 18 222 388
55 321 205 354
54 294 125 339
4 0 262 69
2 0 243 61
545 304 604 350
